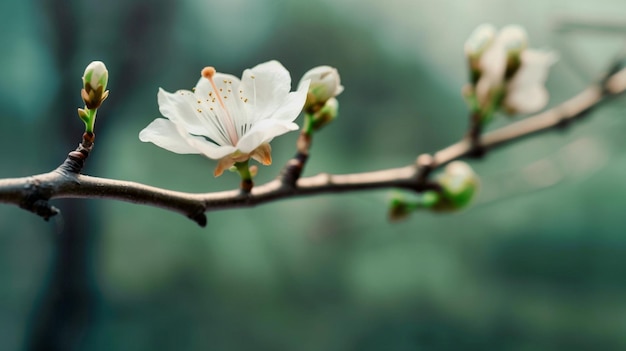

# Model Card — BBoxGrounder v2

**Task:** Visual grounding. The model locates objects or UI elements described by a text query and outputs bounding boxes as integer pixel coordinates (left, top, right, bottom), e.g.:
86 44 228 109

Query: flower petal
236 119 298 154
185 137 238 160
139 118 200 154
505 50 556 114
239 60 291 120
268 80 309 122
505 85 549 114
510 50 557 89
476 41 507 105
158 88 231 146
479 40 507 80
158 88 207 135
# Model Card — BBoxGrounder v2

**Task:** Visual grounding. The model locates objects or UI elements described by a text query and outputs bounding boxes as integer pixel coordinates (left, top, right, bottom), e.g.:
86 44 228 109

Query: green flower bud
311 97 338 131
299 66 343 113
81 61 109 109
433 161 479 212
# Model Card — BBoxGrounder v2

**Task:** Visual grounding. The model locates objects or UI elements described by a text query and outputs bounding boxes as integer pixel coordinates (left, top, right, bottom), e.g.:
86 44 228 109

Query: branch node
57 133 94 174
415 153 434 186
555 115 572 129
25 200 60 221
467 137 486 158
19 180 59 221
240 179 253 194
470 147 486 158
188 211 207 227
280 152 309 187
416 154 434 168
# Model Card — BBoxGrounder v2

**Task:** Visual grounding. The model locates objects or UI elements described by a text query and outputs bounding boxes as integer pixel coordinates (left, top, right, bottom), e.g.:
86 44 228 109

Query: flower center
202 66 239 145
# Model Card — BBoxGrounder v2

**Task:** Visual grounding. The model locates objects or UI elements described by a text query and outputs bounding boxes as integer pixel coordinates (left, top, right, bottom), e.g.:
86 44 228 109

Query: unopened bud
299 66 343 112
81 61 109 109
499 25 528 79
500 25 528 55
83 61 108 91
433 161 479 212
465 23 497 59
312 98 338 131
465 24 497 84
77 108 89 121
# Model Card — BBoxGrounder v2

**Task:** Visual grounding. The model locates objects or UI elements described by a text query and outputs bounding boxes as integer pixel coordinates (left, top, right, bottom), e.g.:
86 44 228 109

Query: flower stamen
202 66 239 144
251 74 257 108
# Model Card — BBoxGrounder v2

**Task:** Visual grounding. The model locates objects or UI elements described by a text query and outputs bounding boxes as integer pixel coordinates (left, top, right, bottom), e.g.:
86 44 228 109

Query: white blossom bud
465 23 497 59
83 61 108 92
499 25 528 56
433 161 479 211
81 61 109 109
299 66 343 111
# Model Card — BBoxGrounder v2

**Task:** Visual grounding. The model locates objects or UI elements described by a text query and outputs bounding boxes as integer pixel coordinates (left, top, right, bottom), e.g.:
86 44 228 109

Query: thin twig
1 65 625 227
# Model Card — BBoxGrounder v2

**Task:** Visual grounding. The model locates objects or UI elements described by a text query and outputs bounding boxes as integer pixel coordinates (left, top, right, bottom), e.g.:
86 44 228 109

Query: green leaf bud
388 195 414 221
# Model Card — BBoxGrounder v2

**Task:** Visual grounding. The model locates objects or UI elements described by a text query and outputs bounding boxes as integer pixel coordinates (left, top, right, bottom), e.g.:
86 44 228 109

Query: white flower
504 50 558 113
139 60 310 176
469 24 556 114
477 25 528 86
299 65 343 110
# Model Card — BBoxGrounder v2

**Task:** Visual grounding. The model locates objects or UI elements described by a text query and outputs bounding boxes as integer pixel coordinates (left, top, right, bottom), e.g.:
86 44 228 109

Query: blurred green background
1 0 626 350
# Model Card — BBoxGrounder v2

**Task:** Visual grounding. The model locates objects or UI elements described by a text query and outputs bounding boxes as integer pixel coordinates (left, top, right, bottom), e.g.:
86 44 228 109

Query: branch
1 65 625 227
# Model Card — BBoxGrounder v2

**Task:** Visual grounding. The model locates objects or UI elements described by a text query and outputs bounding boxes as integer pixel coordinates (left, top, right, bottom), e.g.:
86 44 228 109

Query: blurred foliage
1 0 626 350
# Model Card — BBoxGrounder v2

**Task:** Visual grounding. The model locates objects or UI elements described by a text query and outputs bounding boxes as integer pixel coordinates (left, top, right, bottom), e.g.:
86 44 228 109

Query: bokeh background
1 0 626 350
